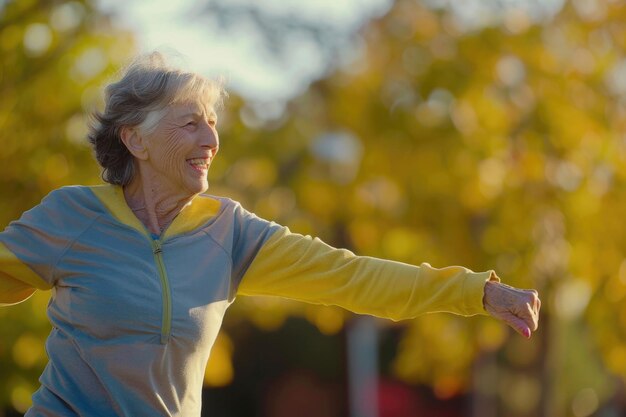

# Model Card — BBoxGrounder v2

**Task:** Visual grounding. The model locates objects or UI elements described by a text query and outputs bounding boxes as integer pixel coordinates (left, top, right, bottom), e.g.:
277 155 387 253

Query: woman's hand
483 281 541 339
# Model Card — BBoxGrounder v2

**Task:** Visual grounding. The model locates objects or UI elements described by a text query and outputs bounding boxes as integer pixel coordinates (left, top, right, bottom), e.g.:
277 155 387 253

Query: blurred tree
208 0 626 416
0 0 134 413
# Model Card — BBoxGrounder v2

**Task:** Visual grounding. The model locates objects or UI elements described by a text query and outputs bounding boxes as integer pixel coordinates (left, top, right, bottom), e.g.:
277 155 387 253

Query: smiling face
139 101 219 199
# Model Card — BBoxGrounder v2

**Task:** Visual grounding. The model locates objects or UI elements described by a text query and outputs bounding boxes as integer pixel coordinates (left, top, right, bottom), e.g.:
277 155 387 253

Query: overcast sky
99 0 564 102
98 0 392 102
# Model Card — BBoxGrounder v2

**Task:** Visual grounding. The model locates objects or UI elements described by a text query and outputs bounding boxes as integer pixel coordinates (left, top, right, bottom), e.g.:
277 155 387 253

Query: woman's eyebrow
173 112 200 121
177 111 216 120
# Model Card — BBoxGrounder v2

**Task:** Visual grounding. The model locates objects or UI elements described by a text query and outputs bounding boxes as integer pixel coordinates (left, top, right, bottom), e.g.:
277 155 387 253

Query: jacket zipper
151 239 172 344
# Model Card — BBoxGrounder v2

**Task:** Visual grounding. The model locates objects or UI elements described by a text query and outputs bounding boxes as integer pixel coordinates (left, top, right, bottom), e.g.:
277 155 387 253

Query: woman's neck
123 174 194 235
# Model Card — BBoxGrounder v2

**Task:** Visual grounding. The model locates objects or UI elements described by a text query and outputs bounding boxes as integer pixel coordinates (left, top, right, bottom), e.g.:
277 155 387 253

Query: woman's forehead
166 101 215 118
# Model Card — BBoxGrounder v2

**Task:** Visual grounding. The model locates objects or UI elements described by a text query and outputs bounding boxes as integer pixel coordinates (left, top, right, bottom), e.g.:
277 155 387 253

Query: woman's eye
185 121 197 127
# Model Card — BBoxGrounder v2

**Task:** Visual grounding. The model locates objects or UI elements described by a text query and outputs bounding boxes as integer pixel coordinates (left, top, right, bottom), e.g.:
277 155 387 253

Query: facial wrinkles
161 121 189 179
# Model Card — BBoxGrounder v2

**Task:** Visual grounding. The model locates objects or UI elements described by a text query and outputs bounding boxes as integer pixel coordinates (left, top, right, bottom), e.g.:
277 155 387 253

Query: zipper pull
152 240 162 254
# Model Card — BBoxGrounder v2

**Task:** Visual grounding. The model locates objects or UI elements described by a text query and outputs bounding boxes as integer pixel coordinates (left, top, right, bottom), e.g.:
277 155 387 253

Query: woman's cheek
161 131 188 169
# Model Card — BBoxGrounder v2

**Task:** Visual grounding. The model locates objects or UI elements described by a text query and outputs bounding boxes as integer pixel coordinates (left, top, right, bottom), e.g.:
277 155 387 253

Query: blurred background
1 0 625 416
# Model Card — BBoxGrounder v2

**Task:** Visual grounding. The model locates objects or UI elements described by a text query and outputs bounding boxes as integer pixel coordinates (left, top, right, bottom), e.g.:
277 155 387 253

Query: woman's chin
185 179 209 195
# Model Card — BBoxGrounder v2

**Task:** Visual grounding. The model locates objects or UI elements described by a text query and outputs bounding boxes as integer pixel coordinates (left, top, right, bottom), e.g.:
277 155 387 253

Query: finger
530 310 539 331
509 299 537 326
503 313 532 339
523 303 539 331
531 292 541 312
517 292 540 330
529 295 541 329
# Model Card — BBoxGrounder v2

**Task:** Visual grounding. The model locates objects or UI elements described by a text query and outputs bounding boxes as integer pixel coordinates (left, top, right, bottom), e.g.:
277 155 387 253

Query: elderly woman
0 52 540 416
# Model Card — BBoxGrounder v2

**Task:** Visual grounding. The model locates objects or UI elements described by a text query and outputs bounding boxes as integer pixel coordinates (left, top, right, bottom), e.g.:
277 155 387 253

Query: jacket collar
89 184 222 239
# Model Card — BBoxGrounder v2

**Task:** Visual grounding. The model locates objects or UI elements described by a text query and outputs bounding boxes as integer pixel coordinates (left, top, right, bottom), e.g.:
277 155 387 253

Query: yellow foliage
10 383 33 414
12 333 46 369
476 320 507 352
305 305 345 336
204 333 234 387
607 345 626 377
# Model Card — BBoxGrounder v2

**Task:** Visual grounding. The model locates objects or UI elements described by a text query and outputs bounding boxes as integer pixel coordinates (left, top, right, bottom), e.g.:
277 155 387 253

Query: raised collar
89 184 222 240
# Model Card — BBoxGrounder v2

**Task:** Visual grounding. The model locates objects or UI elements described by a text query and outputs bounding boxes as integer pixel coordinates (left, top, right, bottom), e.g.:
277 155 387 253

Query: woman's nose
200 123 219 151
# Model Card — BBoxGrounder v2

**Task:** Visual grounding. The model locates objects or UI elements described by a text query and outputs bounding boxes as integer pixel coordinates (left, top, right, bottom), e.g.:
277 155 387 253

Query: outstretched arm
232 207 541 336
238 227 499 320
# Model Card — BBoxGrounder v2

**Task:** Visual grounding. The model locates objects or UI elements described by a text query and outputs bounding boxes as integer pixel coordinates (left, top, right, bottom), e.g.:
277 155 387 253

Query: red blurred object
378 378 464 417
263 370 339 417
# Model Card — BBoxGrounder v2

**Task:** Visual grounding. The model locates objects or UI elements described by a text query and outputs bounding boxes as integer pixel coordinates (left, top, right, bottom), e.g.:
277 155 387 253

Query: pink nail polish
523 328 531 338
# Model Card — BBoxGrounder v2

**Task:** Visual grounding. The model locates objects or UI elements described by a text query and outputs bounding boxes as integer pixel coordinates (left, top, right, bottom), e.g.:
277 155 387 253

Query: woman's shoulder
194 194 263 224
45 184 93 199
38 185 108 215
10 186 105 239
42 185 96 204
196 193 241 212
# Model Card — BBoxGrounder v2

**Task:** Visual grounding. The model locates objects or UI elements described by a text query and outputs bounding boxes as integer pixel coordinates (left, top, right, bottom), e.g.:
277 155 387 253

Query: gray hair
88 51 227 185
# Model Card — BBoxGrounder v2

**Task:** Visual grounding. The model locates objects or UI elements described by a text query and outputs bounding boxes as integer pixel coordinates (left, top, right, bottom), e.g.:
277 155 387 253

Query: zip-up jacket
0 185 497 416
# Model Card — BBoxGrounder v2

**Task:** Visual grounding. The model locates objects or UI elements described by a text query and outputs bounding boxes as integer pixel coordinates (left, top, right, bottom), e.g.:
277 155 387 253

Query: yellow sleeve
238 228 500 320
0 242 51 306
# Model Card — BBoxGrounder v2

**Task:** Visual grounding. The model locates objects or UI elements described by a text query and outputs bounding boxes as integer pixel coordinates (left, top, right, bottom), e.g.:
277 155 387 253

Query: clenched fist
483 281 541 339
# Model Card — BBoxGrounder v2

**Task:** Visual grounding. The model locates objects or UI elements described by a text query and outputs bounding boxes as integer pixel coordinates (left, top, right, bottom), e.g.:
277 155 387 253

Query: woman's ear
120 126 148 160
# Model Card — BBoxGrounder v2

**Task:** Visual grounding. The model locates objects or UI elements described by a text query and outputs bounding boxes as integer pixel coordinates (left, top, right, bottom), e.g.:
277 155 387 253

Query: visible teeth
188 158 208 167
